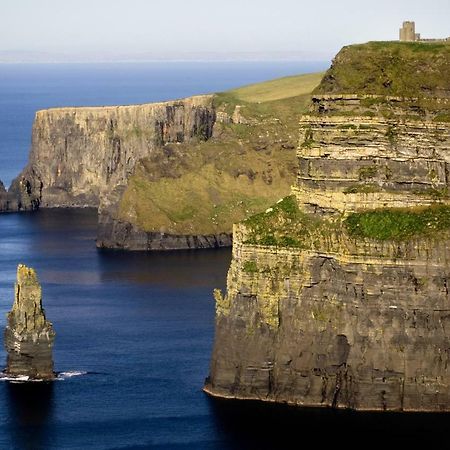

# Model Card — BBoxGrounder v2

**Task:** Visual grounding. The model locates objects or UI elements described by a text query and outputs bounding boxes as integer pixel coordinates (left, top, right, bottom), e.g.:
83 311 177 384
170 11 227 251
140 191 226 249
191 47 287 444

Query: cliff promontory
4 264 55 380
2 73 322 250
205 41 450 411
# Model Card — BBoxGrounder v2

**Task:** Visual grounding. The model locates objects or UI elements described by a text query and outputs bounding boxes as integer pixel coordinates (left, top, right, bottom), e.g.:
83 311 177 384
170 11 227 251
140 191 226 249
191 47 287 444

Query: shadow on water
5 382 55 450
97 247 232 289
208 396 450 449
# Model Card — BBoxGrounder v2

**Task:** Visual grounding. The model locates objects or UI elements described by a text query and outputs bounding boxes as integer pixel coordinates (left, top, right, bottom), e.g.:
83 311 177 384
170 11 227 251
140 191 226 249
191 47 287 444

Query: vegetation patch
117 72 324 236
314 41 450 98
243 261 258 273
243 196 329 248
358 166 378 180
345 205 450 240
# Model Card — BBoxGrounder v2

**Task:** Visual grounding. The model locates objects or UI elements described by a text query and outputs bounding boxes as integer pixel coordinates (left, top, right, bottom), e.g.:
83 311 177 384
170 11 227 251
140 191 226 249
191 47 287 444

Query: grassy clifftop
117 72 323 236
315 41 450 97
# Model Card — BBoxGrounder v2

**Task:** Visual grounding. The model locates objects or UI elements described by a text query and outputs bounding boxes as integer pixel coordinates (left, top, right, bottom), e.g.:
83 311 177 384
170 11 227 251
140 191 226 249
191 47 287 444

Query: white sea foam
0 371 88 382
57 371 88 380
0 375 30 382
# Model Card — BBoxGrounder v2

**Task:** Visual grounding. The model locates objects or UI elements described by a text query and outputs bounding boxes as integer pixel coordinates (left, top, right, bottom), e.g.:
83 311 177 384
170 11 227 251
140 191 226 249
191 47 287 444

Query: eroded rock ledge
4 264 55 380
206 224 450 411
206 41 450 412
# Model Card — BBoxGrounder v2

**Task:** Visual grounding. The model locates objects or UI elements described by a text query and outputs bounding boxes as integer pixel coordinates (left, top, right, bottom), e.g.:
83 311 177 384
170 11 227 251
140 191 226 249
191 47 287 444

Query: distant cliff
2 73 322 250
206 41 450 411
10 95 215 209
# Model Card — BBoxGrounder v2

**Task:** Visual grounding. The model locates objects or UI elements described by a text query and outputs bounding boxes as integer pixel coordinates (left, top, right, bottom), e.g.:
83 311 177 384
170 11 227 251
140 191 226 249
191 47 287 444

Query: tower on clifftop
399 21 421 41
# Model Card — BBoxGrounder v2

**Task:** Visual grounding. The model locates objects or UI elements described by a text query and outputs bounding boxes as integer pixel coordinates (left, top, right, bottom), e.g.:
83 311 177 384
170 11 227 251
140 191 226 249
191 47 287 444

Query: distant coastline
0 50 334 64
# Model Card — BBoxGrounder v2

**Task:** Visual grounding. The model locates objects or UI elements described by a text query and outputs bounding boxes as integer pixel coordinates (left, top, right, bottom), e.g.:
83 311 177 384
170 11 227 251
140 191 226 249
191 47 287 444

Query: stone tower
399 21 419 41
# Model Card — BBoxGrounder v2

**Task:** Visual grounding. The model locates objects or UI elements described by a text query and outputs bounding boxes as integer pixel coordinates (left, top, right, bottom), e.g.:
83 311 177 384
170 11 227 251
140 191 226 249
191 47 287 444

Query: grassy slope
243 196 450 246
117 72 323 235
315 41 450 97
230 72 324 102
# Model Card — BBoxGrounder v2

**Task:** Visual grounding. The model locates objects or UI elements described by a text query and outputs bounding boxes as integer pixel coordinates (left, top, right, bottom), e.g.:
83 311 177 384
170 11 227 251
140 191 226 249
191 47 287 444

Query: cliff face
4 264 55 380
10 95 215 210
295 94 450 213
206 42 450 411
207 221 450 411
3 72 320 249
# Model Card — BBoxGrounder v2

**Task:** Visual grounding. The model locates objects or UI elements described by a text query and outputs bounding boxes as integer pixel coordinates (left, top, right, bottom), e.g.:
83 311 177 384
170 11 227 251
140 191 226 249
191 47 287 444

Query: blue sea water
0 62 448 449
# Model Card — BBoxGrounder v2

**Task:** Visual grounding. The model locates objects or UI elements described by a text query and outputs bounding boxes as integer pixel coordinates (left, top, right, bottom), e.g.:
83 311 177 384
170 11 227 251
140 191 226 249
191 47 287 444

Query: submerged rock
4 264 55 380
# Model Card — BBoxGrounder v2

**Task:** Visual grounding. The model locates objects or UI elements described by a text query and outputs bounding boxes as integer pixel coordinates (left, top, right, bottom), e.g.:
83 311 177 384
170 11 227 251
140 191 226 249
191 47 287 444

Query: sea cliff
10 95 215 209
205 41 450 411
1 73 321 249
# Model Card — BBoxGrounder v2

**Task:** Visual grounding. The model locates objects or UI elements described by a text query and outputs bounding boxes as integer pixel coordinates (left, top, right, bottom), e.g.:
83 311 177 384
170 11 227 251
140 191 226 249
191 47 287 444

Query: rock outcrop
205 41 450 411
2 72 319 249
10 95 216 210
0 179 20 212
4 264 55 380
0 181 7 210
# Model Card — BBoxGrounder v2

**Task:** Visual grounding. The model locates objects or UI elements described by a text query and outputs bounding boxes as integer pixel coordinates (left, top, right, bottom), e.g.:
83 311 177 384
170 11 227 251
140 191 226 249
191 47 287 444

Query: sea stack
4 264 55 380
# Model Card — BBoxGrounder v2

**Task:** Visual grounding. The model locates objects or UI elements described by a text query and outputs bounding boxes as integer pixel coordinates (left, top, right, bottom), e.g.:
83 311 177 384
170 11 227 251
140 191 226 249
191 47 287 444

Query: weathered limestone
10 95 216 210
295 95 450 214
4 265 55 380
205 226 450 411
206 43 450 411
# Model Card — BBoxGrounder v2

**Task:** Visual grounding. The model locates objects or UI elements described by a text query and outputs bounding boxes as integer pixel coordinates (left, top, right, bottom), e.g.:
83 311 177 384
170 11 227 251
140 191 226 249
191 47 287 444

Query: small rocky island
4 264 55 380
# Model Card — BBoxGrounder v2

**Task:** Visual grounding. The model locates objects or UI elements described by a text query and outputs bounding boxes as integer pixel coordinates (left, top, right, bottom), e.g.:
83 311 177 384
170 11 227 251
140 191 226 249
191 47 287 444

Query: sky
1 0 449 61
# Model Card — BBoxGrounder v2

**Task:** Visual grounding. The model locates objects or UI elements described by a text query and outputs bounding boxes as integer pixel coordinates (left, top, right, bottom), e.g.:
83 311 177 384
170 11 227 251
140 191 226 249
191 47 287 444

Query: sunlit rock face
4 264 55 380
206 42 450 412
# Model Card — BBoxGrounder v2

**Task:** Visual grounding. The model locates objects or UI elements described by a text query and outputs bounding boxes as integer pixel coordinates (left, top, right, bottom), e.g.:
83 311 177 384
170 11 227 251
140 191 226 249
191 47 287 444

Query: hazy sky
2 0 449 60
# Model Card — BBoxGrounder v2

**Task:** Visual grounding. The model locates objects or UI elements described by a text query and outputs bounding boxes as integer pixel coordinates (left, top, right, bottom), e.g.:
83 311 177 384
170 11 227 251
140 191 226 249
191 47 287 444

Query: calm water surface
0 62 447 449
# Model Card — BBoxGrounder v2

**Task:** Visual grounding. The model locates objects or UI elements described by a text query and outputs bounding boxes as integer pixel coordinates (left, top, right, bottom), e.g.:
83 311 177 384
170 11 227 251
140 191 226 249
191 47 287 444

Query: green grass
242 197 450 248
243 196 326 248
345 205 450 240
117 72 324 236
315 41 450 97
228 72 324 103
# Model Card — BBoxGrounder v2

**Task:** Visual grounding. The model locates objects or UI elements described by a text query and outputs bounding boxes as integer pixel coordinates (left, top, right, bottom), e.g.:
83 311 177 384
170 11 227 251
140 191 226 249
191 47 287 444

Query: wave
57 371 87 380
0 371 88 383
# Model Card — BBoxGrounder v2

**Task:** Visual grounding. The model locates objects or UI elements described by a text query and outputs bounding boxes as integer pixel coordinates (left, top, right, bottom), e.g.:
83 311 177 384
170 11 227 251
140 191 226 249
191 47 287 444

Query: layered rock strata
295 95 450 213
206 223 450 411
206 42 450 411
4 264 55 380
10 95 216 210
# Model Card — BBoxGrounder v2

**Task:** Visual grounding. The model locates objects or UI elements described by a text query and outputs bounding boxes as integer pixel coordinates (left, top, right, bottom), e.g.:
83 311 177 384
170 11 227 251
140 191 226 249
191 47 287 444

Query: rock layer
4 264 55 380
206 226 450 411
206 42 450 412
10 95 216 210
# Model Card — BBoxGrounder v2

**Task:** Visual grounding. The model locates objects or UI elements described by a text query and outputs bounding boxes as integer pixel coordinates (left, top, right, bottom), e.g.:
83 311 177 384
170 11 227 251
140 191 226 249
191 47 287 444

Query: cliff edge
2 73 322 250
205 41 450 412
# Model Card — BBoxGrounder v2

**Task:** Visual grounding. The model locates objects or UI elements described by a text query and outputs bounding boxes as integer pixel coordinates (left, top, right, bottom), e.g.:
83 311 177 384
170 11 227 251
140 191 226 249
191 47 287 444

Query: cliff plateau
206 41 450 412
1 73 322 250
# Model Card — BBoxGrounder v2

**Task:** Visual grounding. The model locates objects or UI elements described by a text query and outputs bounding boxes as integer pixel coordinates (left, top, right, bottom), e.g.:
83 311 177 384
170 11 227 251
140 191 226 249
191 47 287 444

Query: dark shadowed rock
4 264 55 380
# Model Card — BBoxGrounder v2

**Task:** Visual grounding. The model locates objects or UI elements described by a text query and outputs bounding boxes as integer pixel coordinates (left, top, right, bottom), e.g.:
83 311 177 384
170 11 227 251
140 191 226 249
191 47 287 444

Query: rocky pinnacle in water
4 264 55 380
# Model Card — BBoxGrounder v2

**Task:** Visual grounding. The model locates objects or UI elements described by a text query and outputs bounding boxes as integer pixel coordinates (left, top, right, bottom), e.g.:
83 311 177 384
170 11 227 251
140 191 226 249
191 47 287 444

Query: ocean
0 61 446 449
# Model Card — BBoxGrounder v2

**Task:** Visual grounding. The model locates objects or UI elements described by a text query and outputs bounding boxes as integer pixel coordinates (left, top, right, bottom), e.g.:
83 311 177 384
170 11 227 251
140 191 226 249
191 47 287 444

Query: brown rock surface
4 264 55 380
206 42 450 412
